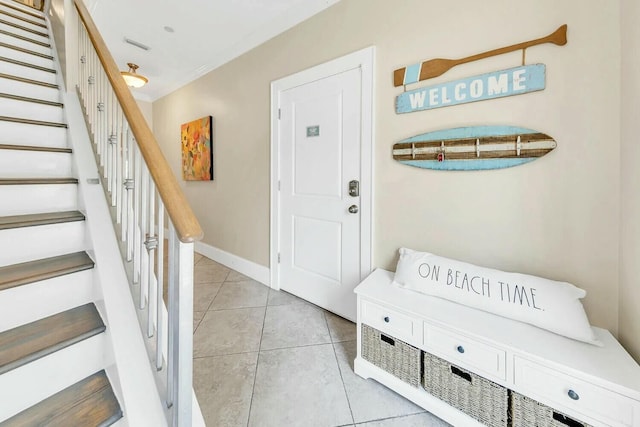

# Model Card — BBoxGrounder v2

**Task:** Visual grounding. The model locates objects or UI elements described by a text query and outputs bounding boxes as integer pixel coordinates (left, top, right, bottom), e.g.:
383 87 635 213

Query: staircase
0 2 122 424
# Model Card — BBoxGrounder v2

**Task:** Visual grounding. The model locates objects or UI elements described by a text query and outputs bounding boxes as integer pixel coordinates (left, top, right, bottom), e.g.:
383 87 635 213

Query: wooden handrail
73 0 203 243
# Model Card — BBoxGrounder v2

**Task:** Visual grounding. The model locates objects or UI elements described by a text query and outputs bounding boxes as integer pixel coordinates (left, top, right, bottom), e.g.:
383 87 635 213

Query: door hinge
278 180 281 191
278 253 281 263
278 108 281 119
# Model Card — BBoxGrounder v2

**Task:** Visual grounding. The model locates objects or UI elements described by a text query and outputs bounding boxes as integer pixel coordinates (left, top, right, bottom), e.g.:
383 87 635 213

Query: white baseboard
194 241 271 287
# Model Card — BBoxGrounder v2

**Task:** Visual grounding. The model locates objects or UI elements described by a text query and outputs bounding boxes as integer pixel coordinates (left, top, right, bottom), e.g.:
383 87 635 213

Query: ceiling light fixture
121 63 148 88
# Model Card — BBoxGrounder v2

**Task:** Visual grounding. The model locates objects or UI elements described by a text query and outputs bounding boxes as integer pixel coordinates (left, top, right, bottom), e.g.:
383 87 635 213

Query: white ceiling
85 0 340 102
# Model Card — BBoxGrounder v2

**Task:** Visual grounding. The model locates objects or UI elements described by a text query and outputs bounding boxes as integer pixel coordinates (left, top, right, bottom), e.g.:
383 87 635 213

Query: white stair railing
72 1 203 425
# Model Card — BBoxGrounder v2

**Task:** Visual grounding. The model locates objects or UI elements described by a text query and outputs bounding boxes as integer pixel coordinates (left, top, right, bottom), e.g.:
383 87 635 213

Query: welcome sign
395 64 546 114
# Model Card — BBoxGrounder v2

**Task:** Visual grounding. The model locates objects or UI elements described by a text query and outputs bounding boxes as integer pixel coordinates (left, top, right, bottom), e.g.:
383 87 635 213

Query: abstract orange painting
181 116 213 181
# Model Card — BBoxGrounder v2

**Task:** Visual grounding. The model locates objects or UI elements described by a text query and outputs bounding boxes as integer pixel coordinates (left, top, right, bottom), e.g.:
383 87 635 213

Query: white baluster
102 76 110 188
147 180 157 338
140 163 149 309
109 89 117 205
80 24 86 105
78 21 85 105
89 49 96 136
167 223 176 409
133 144 142 283
156 199 165 370
78 17 84 100
120 118 129 239
103 70 110 173
167 224 194 426
100 68 107 171
126 127 135 261
114 97 121 211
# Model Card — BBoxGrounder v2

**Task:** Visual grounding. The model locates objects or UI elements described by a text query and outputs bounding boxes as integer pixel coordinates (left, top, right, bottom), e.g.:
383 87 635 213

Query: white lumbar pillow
392 248 601 346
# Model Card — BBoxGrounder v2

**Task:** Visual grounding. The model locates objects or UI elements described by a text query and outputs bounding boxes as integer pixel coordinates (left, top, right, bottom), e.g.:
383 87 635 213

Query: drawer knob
383 316 390 323
567 389 579 401
457 345 465 354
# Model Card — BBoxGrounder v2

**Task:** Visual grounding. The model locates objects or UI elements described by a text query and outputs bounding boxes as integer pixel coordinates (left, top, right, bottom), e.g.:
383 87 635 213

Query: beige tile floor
192 253 450 427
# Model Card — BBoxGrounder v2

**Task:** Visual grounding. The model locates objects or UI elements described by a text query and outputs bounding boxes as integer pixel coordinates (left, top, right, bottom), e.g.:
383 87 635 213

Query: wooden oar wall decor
394 25 567 87
393 25 568 114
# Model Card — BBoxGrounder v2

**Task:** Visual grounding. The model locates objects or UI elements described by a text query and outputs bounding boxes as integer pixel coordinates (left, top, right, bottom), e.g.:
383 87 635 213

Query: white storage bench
354 269 640 427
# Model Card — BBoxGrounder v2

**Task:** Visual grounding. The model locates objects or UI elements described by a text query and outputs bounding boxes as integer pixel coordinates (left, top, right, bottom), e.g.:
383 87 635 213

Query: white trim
195 241 270 287
269 46 375 291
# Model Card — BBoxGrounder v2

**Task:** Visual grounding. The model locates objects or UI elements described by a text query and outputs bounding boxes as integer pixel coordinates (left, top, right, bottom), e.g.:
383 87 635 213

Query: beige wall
135 99 153 129
620 0 640 362
153 0 622 334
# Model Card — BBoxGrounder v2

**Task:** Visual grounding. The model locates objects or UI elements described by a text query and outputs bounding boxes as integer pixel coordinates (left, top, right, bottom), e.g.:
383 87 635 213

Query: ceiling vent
124 38 151 51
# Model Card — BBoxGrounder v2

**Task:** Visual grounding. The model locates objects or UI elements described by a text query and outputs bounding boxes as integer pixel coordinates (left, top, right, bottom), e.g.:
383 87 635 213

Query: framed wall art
181 115 213 181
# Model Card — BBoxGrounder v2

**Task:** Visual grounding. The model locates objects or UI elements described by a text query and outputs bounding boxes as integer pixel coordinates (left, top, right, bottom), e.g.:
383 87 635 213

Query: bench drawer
514 356 638 427
361 299 419 344
424 322 506 381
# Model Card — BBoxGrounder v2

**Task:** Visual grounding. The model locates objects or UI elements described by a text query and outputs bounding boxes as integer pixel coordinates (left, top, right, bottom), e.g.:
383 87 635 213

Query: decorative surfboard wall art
392 126 557 171
393 25 567 114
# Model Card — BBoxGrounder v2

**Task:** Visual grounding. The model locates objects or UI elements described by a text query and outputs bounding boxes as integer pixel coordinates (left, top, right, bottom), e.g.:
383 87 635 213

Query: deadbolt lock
349 180 359 197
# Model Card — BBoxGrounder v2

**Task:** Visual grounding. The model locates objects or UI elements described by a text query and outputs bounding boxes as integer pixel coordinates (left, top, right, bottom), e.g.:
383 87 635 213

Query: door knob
348 205 359 214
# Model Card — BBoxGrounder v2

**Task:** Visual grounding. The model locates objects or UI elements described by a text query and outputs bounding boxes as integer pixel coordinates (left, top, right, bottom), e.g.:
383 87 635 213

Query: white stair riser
0 269 95 332
0 333 107 421
0 23 49 46
0 45 53 69
0 35 50 55
0 183 77 216
0 15 49 35
0 3 45 20
0 121 67 147
0 220 85 267
0 77 59 102
0 60 56 84
0 149 72 178
0 97 63 122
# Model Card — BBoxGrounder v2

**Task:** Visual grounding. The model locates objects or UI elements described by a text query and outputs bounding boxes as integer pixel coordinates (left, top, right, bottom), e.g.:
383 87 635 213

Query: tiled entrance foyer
191 253 450 426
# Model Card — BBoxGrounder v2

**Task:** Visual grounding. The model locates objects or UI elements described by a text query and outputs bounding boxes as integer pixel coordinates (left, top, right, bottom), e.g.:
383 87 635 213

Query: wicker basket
360 324 421 387
423 351 508 427
511 392 593 427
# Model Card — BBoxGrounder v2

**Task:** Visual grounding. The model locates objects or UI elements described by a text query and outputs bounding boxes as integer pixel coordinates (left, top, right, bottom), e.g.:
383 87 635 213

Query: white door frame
270 46 375 290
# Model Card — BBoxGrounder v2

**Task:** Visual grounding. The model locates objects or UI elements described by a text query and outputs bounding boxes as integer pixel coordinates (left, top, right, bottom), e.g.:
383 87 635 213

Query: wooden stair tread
0 10 48 29
0 18 49 38
0 92 62 106
0 2 45 21
0 56 56 73
0 210 84 230
0 251 94 291
0 370 122 427
0 28 50 48
0 41 52 59
0 115 66 128
0 143 70 153
0 303 105 375
0 73 58 89
0 178 77 185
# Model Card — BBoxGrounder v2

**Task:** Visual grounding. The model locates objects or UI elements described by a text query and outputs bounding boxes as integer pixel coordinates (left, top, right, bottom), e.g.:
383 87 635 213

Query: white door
278 67 362 320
